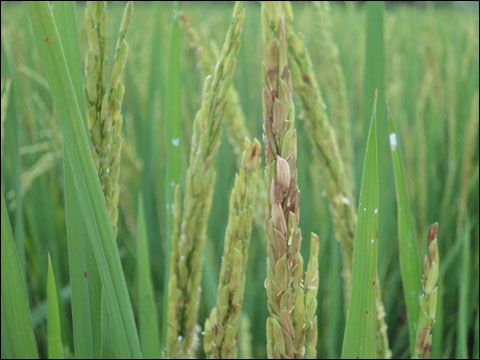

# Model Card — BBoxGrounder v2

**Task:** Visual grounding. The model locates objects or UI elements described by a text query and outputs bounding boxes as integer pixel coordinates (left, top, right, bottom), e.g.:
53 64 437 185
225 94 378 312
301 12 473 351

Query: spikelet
414 223 440 359
313 2 354 189
204 138 261 359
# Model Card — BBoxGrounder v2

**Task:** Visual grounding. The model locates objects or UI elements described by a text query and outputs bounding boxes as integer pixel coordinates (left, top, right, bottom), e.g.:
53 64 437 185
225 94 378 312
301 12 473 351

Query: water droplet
389 133 397 151
374 208 378 214
371 239 375 243
106 168 110 175
363 207 367 212
177 335 183 342
172 138 180 147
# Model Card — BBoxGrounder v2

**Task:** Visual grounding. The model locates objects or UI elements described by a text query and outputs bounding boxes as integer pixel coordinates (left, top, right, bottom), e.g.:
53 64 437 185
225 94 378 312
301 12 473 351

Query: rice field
0 1 478 359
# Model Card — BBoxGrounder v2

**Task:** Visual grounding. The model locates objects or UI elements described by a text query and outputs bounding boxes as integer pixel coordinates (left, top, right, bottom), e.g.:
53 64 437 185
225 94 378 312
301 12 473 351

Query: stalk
166 3 245 357
414 223 440 359
204 138 262 359
261 3 318 358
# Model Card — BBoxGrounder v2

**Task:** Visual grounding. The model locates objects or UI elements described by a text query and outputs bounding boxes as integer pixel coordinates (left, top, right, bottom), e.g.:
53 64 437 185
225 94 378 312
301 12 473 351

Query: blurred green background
1 1 478 358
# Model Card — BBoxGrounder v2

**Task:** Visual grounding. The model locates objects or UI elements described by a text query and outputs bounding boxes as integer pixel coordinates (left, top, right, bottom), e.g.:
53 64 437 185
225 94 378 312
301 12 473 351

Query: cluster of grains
179 11 249 164
203 138 261 359
414 223 439 359
166 3 246 358
261 2 319 358
313 1 354 189
84 1 133 236
179 11 267 228
283 2 391 357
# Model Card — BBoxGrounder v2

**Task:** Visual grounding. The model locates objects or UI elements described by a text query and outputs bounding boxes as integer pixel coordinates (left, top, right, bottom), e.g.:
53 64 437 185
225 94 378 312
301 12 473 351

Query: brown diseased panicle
262 2 319 359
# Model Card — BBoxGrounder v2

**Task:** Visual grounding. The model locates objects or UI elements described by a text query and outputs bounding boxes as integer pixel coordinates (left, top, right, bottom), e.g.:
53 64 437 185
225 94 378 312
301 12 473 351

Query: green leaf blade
137 197 162 358
51 2 100 357
47 255 64 359
342 94 379 359
1 191 39 359
388 106 422 354
64 159 99 359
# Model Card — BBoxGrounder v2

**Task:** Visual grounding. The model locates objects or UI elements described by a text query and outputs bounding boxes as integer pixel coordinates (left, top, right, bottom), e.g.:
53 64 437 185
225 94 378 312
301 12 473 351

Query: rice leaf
1 40 25 278
474 307 479 359
141 1 164 290
51 1 85 111
52 2 100 357
28 3 141 357
342 93 379 359
1 190 38 359
47 254 64 359
137 196 162 358
1 299 12 358
364 0 394 292
65 159 100 358
388 105 422 354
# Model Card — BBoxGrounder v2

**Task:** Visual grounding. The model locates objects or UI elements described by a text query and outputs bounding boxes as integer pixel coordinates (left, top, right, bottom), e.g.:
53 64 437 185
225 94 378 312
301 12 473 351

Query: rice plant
1 1 478 359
